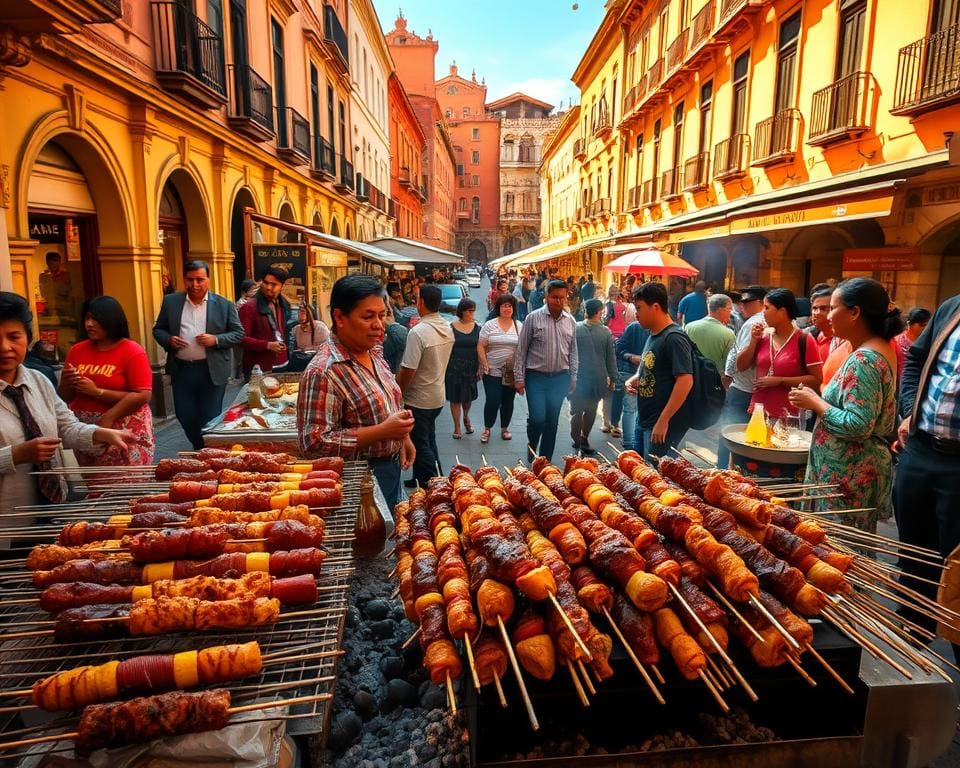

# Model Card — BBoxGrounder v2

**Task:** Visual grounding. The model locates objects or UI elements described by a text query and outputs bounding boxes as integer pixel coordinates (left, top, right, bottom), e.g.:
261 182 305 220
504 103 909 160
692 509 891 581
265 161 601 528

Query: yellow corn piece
142 561 175 583
270 492 291 510
173 650 199 688
107 514 132 526
246 552 270 572
131 584 153 602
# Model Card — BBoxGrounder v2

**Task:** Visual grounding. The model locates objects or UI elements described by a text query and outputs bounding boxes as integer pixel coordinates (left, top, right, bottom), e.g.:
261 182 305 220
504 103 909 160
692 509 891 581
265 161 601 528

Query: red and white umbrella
602 247 699 277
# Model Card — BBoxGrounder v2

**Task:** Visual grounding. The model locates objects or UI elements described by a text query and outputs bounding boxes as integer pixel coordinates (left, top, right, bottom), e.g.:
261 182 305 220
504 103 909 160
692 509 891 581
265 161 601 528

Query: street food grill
0 447 365 763
390 450 960 764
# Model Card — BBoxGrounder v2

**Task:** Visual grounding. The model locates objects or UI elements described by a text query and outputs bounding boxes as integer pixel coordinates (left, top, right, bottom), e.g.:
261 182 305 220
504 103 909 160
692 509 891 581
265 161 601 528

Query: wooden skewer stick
547 591 592 660
669 583 758 702
401 626 422 651
606 442 625 457
748 594 801 651
697 669 729 712
492 670 508 708
785 653 817 687
845 572 957 628
390 587 400 600
803 643 855 694
387 565 398 580
445 671 458 715
463 634 482 692
497 615 539 730
680 446 717 468
782 493 847 504
706 655 732 690
650 664 665 685
576 659 597 696
851 558 942 588
565 658 590 707
822 606 913 679
705 582 765 644
601 606 664 704
831 599 930 677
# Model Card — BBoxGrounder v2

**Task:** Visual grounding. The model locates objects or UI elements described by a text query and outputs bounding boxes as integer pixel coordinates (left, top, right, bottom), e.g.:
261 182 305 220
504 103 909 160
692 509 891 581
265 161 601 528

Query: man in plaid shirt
297 275 415 512
895 292 960 661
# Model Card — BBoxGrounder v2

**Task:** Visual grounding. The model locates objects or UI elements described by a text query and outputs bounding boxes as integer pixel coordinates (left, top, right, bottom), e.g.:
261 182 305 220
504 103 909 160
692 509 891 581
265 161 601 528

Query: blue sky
371 0 606 111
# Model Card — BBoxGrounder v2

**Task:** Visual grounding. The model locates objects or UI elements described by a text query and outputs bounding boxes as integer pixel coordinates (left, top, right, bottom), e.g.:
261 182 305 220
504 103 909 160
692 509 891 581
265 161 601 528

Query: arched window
518 135 535 163
504 192 514 213
458 197 467 211
471 196 480 223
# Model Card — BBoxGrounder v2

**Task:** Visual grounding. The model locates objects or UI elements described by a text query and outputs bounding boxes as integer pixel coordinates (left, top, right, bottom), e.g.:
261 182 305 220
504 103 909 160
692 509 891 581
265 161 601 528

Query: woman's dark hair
907 307 932 326
298 303 317 322
456 298 477 319
330 274 385 318
79 296 130 341
0 292 33 343
495 292 517 312
835 278 903 340
635 282 669 313
239 279 256 298
765 288 799 320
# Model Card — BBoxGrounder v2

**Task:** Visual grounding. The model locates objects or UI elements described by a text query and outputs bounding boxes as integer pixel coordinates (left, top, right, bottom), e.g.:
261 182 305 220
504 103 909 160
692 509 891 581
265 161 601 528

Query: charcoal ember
327 711 362 751
368 619 397 639
379 655 404 680
353 690 378 719
365 598 391 620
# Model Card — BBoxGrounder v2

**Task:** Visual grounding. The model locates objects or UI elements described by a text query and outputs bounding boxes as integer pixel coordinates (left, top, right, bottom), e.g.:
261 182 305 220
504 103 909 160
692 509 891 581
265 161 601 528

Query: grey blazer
152 291 244 386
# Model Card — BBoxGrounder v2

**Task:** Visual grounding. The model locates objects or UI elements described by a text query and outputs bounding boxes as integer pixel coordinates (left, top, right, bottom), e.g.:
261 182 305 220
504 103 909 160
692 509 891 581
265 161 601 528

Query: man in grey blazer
153 260 244 450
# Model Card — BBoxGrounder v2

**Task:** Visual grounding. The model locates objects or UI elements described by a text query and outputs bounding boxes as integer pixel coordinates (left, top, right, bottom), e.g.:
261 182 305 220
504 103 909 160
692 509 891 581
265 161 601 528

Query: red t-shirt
750 330 822 419
64 339 153 413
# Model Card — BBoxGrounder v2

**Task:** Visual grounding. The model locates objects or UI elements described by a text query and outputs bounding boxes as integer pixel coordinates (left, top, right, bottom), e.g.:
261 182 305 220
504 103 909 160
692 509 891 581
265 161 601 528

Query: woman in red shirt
59 296 155 467
737 288 822 419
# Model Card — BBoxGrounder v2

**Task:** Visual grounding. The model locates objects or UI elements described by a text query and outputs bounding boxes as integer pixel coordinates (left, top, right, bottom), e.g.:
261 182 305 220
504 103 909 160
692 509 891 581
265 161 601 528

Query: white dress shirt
177 293 209 361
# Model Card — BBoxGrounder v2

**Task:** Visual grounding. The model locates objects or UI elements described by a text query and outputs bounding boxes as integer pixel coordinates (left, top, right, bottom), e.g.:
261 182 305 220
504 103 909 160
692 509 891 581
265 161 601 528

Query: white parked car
464 269 482 288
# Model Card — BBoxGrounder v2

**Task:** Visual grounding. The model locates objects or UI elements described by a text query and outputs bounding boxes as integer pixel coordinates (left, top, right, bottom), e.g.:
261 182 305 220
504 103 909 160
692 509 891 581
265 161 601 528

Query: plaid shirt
297 337 404 459
918 322 960 439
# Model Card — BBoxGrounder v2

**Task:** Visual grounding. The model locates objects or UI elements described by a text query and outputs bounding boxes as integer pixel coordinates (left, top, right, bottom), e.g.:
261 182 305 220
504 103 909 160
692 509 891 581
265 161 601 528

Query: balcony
623 85 637 114
277 107 311 165
311 136 336 181
647 58 664 92
457 209 470 219
322 3 349 74
691 0 716 53
501 148 540 166
627 185 641 210
227 65 274 142
573 138 586 160
592 100 612 140
713 133 750 180
399 167 411 186
576 206 588 222
715 0 766 39
336 156 355 193
151 2 226 110
660 167 682 200
752 108 801 167
641 178 659 206
355 173 370 202
502 209 541 221
666 28 690 74
683 152 711 191
1 0 122 33
590 198 611 217
809 72 874 146
892 23 960 115
388 198 396 219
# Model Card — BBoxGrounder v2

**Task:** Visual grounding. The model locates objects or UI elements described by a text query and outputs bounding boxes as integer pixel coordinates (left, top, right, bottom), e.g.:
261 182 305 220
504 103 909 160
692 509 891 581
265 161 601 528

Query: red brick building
436 64 501 264
388 73 425 241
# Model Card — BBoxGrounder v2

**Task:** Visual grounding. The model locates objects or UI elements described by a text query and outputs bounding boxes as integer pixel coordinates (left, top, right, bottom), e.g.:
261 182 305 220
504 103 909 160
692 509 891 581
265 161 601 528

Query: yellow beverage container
744 403 769 446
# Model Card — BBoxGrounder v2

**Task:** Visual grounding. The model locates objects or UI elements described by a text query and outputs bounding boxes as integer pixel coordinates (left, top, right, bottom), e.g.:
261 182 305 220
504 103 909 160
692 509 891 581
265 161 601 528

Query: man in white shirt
153 261 244 449
397 284 455 488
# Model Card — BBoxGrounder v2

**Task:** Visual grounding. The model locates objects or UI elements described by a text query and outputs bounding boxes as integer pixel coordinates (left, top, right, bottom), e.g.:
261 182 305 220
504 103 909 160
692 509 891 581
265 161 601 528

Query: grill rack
0 460 367 762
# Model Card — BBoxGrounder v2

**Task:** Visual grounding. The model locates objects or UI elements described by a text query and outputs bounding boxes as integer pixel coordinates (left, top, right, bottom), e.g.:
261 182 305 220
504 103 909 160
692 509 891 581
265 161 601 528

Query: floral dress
804 348 896 533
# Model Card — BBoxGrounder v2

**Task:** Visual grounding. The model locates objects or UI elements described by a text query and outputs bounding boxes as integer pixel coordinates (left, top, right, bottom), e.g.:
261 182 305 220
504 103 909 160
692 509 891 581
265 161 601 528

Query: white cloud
491 77 578 112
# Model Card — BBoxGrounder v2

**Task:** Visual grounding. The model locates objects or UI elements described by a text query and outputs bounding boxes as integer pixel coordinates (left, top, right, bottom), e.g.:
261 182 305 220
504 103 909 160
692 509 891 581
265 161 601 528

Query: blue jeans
525 370 570 463
408 405 442 487
621 391 638 451
717 386 752 470
369 456 401 514
482 374 516 430
637 423 689 461
172 360 226 450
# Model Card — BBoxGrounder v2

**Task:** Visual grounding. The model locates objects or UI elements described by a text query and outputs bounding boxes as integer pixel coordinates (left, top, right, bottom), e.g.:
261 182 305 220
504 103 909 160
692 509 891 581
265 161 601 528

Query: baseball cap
738 285 767 303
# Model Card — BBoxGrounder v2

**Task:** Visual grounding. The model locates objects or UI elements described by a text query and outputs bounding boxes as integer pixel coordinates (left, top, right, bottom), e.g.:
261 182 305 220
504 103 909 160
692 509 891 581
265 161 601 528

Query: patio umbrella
602 247 699 277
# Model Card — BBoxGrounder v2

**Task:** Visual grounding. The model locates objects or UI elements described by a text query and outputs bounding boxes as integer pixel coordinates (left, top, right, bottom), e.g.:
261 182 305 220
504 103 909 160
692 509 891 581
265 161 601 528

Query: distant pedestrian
514 280 578 462
239 265 291 377
487 278 508 314
382 301 409 375
528 279 545 312
625 282 694 459
570 299 616 455
684 294 736 373
893 307 931 387
615 287 651 450
236 279 257 310
677 281 708 327
445 298 480 440
287 304 329 372
478 293 521 443
580 273 597 302
397 284 455 488
153 261 243 450
805 286 838 364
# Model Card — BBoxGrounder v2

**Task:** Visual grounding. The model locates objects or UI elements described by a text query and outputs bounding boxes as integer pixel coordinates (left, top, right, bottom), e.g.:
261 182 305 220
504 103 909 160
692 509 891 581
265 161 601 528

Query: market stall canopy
602 248 699 277
369 237 464 265
488 234 570 269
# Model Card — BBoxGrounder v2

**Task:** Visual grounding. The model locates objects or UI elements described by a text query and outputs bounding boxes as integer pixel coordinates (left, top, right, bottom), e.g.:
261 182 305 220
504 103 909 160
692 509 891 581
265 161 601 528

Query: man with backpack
624 282 694 459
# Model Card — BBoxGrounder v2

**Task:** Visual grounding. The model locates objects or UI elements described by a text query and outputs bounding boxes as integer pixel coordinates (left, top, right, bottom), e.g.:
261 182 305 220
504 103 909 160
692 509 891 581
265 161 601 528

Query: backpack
666 327 725 431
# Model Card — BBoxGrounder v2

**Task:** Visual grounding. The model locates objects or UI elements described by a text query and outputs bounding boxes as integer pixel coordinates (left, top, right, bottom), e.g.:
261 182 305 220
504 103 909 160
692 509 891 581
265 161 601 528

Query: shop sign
729 195 893 235
923 184 960 206
310 246 348 268
842 247 920 271
667 223 729 244
28 215 66 244
253 243 307 306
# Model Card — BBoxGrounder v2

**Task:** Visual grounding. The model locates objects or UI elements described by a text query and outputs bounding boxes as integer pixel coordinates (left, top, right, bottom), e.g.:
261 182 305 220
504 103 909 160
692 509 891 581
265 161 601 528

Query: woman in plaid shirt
297 275 415 512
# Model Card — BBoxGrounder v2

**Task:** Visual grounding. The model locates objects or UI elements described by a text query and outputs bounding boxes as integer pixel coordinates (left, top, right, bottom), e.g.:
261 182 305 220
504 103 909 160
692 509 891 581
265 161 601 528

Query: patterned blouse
297 337 404 460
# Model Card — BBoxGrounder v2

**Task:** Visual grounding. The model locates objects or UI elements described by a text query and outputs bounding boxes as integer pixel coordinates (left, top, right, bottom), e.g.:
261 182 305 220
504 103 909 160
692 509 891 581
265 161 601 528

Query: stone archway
467 239 487 264
330 217 341 237
919 214 960 305
230 187 258 298
277 201 296 242
159 167 215 285
312 210 324 232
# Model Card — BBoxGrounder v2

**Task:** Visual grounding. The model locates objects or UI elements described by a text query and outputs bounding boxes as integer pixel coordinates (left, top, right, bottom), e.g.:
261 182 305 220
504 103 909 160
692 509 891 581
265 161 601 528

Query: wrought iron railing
809 71 873 143
691 0 715 49
642 177 659 205
627 185 641 209
573 138 586 158
683 152 710 190
323 4 349 67
280 107 311 159
713 133 750 178
667 28 690 72
229 64 274 133
152 1 226 97
660 167 682 198
313 136 336 175
893 23 960 113
339 156 355 191
647 57 664 89
753 108 801 164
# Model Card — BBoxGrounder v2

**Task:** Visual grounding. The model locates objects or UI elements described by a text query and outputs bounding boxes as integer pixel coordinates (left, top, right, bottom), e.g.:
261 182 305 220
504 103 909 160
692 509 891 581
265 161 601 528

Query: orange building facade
436 64 501 264
532 0 960 311
388 73 426 240
385 14 455 250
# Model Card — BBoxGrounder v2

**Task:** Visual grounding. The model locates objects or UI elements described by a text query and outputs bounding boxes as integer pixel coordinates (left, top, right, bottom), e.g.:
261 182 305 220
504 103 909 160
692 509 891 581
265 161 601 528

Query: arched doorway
345 222 352 240
920 215 960 305
783 221 883 293
158 184 187 295
467 239 487 264
330 217 340 237
312 211 324 231
503 235 523 256
230 187 258 298
277 201 296 242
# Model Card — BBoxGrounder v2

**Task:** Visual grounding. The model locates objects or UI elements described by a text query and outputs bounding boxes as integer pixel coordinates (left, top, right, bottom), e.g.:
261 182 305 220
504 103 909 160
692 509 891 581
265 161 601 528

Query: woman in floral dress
789 278 902 533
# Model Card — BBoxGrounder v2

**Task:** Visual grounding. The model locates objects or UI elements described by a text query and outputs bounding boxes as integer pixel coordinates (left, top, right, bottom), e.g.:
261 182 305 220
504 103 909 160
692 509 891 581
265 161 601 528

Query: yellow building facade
0 0 369 361
536 0 960 310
